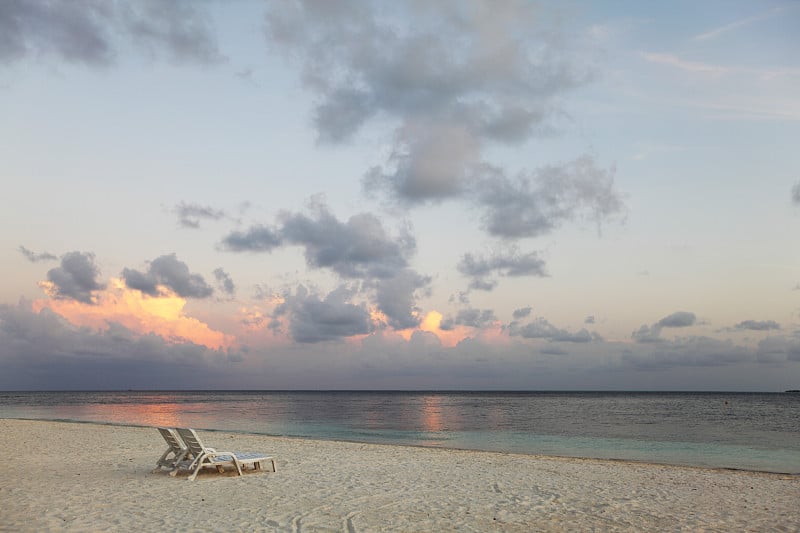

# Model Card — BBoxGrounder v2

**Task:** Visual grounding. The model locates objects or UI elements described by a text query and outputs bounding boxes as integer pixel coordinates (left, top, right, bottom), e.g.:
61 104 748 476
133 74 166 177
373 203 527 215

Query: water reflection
51 396 187 427
419 395 443 432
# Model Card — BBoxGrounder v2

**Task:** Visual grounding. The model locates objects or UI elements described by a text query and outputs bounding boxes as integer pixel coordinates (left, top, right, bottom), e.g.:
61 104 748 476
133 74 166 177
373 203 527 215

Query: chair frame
174 427 276 481
152 427 191 474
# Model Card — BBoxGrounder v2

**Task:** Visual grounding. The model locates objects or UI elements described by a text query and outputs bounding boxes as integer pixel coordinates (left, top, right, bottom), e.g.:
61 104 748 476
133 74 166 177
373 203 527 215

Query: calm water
1 391 798 473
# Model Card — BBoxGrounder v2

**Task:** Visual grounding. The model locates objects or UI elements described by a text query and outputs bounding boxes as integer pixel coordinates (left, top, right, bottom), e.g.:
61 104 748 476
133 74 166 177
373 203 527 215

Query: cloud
18 245 57 263
513 307 532 320
467 278 497 292
734 320 780 331
363 120 482 204
632 311 697 343
274 285 372 343
757 336 800 363
373 269 432 330
33 278 235 351
121 0 223 64
213 268 235 296
473 156 624 239
220 224 283 252
41 251 105 304
222 201 416 281
265 1 587 140
2 300 796 390
440 308 497 331
0 0 223 66
280 204 414 279
622 336 753 370
266 1 595 206
122 254 213 298
540 345 568 356
792 182 800 205
0 302 240 390
173 202 226 229
458 247 547 290
222 201 431 331
657 311 696 328
508 317 599 343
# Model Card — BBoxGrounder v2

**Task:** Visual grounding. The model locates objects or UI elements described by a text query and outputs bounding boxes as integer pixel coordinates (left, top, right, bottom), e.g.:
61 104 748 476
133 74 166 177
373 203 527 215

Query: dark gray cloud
220 224 283 252
0 303 241 390
734 320 780 331
213 268 235 296
508 317 599 343
374 269 432 330
473 157 624 239
120 0 223 64
449 291 470 306
0 0 222 66
458 248 547 291
0 0 113 65
657 311 696 328
222 202 415 280
468 278 497 292
440 308 496 331
122 254 213 298
45 251 105 304
174 202 226 229
756 336 800 363
458 249 547 277
631 324 662 344
792 182 800 205
621 336 752 371
1 301 796 391
633 311 698 343
266 1 596 206
540 345 569 356
18 245 57 263
513 307 532 320
280 206 414 279
363 121 482 204
223 202 429 331
266 2 586 140
274 285 372 343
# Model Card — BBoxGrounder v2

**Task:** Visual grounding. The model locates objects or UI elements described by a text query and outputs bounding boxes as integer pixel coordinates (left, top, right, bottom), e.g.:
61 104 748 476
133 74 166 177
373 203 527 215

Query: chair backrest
176 427 207 457
157 427 186 454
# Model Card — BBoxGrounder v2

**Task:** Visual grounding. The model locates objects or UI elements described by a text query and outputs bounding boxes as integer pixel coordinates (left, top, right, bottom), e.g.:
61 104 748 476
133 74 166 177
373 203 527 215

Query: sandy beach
0 419 797 532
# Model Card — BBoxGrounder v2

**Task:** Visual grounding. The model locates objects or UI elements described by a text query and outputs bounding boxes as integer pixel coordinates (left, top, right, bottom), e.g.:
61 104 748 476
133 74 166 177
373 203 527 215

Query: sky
1 0 799 391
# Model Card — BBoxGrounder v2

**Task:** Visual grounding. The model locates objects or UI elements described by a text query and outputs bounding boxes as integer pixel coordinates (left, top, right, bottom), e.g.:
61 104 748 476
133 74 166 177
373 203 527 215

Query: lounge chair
174 427 276 481
152 427 190 474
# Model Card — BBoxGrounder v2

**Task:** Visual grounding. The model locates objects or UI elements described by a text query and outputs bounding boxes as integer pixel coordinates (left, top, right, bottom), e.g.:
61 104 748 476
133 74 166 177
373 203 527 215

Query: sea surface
1 391 798 474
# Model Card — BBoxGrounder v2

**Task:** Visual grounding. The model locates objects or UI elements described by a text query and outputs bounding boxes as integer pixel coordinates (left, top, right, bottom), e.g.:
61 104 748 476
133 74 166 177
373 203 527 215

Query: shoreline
3 415 798 476
2 419 798 531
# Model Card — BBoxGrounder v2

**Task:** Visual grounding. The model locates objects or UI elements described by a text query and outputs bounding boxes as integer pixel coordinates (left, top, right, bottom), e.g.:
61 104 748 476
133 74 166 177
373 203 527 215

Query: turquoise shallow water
1 391 798 473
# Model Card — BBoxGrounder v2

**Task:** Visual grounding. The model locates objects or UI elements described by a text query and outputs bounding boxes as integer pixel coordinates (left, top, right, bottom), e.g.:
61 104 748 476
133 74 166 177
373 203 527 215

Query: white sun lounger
174 427 276 481
152 427 190 474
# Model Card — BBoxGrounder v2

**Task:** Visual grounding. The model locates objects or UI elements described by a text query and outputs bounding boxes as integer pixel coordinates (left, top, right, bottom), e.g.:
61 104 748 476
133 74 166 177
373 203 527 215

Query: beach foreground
1 420 797 532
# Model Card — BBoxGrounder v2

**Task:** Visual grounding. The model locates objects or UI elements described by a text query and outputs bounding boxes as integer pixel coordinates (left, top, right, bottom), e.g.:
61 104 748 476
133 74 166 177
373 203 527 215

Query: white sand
0 419 797 532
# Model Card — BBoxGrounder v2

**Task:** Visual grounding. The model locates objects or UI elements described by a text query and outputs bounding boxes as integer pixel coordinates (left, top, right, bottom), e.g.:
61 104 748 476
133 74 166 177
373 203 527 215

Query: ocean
1 391 797 474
